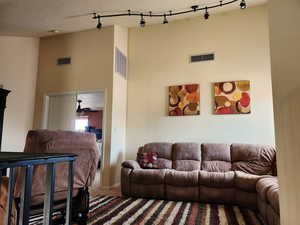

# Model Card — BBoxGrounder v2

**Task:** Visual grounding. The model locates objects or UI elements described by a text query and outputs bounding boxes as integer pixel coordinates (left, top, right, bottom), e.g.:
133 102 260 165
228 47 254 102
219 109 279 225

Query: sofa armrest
122 160 141 169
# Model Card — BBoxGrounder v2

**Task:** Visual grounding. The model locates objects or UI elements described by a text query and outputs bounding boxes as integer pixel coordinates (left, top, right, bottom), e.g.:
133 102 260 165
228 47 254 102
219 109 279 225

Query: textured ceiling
0 0 267 37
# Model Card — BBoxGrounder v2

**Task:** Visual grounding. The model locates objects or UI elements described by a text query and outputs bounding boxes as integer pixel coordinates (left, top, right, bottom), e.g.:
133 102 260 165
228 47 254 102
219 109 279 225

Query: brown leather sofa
121 142 280 225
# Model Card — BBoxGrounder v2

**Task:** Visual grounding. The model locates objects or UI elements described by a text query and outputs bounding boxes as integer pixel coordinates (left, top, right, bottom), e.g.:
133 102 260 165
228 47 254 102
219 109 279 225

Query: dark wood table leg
5 167 17 225
18 165 33 225
65 161 74 225
43 163 55 225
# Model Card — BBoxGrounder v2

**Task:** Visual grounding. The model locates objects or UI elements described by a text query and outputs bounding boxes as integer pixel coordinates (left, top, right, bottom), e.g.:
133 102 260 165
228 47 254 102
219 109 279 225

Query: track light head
240 0 247 9
96 16 102 29
163 14 168 24
92 13 98 19
191 5 199 12
140 14 146 27
97 22 102 29
204 7 210 20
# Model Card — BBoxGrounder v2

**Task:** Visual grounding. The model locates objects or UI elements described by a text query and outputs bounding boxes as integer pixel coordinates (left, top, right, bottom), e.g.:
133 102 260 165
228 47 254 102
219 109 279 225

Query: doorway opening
43 90 105 192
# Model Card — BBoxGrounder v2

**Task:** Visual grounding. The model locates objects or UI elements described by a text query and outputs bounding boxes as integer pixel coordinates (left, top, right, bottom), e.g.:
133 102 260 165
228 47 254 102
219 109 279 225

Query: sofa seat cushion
131 169 166 185
235 171 267 192
257 177 279 201
199 171 235 188
165 170 198 186
172 143 201 171
231 144 276 175
201 143 232 172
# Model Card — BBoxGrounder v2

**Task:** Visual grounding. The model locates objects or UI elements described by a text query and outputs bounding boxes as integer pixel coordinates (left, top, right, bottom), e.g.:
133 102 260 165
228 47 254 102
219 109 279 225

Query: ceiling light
240 0 247 9
191 5 199 12
140 14 146 27
204 7 210 20
90 0 246 27
96 16 102 29
163 14 168 24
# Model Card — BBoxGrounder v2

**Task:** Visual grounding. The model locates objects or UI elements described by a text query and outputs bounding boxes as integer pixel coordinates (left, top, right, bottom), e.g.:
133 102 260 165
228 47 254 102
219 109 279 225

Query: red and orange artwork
169 84 200 116
214 80 251 115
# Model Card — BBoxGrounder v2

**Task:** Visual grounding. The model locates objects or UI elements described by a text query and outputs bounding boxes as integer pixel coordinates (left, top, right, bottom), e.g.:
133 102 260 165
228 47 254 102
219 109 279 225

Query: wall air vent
190 53 215 63
115 47 127 79
57 57 71 65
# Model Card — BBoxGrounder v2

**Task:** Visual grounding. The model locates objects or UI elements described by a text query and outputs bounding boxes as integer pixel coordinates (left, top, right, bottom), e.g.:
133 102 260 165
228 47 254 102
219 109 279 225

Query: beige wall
34 27 114 186
110 25 128 186
35 26 129 187
0 36 39 152
269 0 300 224
126 5 275 159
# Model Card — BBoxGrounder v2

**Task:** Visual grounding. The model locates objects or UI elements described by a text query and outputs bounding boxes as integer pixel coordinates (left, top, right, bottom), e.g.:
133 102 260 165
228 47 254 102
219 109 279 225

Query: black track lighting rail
93 0 247 28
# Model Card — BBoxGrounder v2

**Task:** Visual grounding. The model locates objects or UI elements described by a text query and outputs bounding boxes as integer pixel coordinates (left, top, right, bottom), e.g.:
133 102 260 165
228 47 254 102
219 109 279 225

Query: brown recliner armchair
12 130 99 224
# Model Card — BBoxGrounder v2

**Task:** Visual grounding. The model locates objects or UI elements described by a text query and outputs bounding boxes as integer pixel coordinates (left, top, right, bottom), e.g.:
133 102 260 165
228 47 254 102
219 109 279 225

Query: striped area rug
87 196 266 225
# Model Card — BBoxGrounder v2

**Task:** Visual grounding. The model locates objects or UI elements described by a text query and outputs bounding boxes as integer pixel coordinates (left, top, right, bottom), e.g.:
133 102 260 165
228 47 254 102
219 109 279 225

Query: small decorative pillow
137 152 158 169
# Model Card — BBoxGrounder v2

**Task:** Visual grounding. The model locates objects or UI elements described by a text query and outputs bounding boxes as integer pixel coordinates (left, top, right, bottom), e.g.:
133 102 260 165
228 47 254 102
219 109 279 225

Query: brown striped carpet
87 195 266 225
29 196 266 225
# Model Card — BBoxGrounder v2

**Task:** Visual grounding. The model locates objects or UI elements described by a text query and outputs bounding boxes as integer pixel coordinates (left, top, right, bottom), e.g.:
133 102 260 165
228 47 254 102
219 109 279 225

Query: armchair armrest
122 160 141 169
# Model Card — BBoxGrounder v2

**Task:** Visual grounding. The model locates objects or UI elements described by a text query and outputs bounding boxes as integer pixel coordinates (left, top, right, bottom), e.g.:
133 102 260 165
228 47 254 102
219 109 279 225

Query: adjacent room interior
0 0 299 224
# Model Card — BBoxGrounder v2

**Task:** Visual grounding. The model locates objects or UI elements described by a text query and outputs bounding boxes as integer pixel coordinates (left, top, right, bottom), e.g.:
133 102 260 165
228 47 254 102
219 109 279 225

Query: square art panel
214 80 251 114
169 84 200 116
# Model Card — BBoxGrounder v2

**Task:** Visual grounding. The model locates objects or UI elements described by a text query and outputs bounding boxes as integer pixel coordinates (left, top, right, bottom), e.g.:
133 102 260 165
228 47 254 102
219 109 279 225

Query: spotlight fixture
90 0 246 28
240 0 247 9
96 15 102 29
140 14 146 27
163 14 168 24
204 7 210 20
191 5 199 12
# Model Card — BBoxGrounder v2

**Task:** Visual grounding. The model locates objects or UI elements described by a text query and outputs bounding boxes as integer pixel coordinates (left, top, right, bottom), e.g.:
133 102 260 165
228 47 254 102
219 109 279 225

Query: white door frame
42 89 108 171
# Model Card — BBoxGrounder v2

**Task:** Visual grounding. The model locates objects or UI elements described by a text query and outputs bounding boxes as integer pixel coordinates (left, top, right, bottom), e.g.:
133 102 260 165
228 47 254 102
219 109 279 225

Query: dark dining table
0 152 77 225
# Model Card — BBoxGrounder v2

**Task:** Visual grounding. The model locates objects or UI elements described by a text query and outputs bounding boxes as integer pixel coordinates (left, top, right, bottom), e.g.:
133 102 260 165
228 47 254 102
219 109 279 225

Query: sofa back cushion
231 144 276 175
201 143 232 172
172 143 201 171
138 142 173 169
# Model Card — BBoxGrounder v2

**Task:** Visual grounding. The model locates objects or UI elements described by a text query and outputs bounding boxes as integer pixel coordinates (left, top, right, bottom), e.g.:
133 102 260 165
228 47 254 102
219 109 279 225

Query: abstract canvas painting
214 80 251 114
169 84 200 116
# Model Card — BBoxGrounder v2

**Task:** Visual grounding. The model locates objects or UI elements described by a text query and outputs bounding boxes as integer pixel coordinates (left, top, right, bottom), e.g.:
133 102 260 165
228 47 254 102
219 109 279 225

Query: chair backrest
15 130 99 204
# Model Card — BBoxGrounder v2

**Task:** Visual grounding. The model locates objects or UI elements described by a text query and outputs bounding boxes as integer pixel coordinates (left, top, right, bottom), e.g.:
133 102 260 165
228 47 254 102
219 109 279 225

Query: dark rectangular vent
115 47 127 79
57 57 71 65
190 53 214 63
